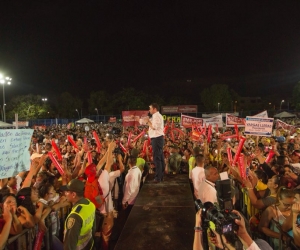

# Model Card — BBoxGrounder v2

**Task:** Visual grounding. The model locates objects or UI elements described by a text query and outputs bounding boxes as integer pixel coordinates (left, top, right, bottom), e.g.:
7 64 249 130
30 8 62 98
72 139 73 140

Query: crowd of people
0 103 300 249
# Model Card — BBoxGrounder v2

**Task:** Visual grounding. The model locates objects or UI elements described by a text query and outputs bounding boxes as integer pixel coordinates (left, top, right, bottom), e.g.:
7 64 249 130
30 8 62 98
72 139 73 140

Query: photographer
193 209 263 250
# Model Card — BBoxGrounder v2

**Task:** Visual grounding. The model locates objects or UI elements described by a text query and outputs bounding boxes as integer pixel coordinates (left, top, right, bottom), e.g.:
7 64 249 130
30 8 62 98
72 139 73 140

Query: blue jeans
151 136 165 181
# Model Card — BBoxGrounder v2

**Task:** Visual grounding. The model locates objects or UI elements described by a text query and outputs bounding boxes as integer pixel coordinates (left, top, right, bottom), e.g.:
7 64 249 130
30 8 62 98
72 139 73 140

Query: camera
195 179 240 236
113 146 125 158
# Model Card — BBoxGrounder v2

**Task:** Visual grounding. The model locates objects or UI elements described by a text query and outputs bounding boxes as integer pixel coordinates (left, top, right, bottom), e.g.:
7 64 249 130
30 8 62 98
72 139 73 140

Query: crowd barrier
4 207 72 250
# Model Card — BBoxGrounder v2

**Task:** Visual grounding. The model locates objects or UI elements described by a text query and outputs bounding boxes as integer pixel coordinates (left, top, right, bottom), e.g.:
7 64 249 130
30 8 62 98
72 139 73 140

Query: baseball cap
61 179 85 194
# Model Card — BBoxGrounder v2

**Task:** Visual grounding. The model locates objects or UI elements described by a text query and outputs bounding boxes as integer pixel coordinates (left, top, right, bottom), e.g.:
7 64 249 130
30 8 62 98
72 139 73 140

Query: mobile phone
296 214 300 227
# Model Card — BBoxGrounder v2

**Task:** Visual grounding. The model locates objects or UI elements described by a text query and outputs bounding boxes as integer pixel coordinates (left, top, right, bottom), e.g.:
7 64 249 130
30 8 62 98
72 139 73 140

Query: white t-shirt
198 180 218 204
98 170 113 214
191 166 205 199
122 167 142 205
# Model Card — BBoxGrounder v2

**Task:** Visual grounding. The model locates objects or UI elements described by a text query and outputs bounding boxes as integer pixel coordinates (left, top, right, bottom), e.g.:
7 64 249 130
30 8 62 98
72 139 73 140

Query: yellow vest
65 200 95 250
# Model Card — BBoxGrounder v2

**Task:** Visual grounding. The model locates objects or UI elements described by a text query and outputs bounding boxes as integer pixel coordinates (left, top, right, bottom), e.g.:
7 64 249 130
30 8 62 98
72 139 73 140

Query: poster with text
0 129 33 178
244 117 274 136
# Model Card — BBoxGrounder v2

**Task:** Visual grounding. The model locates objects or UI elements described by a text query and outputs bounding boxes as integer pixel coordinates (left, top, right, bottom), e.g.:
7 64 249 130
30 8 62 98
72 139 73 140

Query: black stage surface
114 174 195 250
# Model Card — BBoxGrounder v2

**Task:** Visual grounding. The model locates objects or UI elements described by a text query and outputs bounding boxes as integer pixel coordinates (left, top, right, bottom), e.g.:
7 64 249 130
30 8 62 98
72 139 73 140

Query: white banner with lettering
245 117 274 136
0 129 33 178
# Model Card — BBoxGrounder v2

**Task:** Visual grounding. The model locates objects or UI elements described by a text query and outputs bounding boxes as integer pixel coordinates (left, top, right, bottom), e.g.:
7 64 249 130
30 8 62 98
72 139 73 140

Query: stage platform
114 174 195 250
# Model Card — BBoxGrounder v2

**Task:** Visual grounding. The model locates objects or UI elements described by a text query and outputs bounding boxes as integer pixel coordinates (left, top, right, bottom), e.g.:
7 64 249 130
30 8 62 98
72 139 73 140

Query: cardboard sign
0 129 33 178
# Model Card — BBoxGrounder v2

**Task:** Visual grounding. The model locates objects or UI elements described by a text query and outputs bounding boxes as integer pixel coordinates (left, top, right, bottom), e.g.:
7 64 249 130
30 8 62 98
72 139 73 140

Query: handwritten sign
0 129 33 178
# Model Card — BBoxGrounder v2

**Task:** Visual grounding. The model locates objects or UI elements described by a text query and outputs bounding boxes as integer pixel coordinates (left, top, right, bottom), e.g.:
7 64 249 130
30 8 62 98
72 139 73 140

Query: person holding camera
193 209 264 250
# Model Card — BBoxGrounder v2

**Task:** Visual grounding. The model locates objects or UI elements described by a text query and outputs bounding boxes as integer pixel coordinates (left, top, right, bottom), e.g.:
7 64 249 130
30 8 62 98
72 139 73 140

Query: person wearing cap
62 179 96 250
130 148 149 189
146 103 165 183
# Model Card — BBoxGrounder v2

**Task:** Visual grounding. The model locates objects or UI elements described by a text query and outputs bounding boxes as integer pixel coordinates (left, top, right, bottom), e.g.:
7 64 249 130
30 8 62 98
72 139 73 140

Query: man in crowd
198 166 219 204
122 156 142 211
146 103 165 183
191 154 206 200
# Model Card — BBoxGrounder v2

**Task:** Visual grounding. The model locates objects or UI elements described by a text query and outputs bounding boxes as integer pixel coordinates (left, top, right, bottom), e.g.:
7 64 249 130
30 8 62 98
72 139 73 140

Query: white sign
245 117 274 136
253 110 268 118
0 129 33 178
203 115 223 128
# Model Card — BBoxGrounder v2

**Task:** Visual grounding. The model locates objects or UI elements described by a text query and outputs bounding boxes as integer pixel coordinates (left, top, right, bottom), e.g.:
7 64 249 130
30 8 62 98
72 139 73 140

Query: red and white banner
13 121 29 127
122 111 149 127
181 114 203 128
109 117 116 123
276 119 295 132
33 125 46 131
226 113 245 127
162 105 197 114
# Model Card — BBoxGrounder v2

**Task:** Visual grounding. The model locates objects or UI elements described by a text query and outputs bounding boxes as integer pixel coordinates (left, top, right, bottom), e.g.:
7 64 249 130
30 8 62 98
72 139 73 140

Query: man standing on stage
146 103 165 183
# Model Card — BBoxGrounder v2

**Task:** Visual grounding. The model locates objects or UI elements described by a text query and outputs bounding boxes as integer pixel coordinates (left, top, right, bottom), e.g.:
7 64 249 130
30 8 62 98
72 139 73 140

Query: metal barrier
4 206 70 250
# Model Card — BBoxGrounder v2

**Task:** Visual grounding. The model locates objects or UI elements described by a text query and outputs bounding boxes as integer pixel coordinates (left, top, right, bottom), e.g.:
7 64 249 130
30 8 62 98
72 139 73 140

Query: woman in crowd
1 194 22 235
258 187 295 248
244 173 280 210
0 200 14 250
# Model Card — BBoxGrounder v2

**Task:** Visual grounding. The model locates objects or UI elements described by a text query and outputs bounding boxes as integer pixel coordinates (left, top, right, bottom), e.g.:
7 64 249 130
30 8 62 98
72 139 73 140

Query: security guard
62 179 96 250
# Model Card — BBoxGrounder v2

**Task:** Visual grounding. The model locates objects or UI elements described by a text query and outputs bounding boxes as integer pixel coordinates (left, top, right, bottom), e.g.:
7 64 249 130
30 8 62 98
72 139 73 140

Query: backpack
84 164 105 209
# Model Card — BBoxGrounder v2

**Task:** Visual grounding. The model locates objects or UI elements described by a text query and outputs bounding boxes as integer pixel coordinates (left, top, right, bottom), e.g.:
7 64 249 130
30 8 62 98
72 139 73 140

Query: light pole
280 100 284 111
234 101 237 113
75 109 80 119
95 108 99 115
217 103 220 113
0 74 12 122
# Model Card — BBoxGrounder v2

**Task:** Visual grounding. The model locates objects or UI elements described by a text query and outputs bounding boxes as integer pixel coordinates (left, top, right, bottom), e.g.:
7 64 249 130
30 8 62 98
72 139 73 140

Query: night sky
1 1 300 104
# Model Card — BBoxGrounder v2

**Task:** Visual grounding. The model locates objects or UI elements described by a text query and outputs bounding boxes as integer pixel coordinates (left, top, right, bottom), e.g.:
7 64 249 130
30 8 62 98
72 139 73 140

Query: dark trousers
151 135 165 181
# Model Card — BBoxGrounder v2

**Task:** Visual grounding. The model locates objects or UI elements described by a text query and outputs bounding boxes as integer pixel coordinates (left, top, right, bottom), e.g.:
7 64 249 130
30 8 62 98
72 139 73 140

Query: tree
111 87 149 113
88 90 111 115
200 84 232 111
6 94 49 120
56 92 83 118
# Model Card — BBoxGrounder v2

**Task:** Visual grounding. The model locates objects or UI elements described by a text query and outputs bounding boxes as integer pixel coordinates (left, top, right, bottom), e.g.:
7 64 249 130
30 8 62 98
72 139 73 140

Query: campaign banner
109 117 116 123
33 125 47 131
203 115 223 128
244 116 274 136
253 110 268 118
122 111 149 127
226 113 245 127
0 129 33 178
181 114 203 128
13 121 29 127
162 115 181 123
161 105 197 114
276 119 295 132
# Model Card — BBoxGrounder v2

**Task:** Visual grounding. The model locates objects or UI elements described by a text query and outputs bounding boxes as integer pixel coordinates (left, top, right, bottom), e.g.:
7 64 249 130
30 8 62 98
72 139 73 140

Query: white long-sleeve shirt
148 111 164 138
122 166 142 205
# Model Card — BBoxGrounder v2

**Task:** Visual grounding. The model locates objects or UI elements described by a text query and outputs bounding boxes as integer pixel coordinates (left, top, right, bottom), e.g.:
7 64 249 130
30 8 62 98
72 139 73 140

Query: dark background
1 0 300 103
